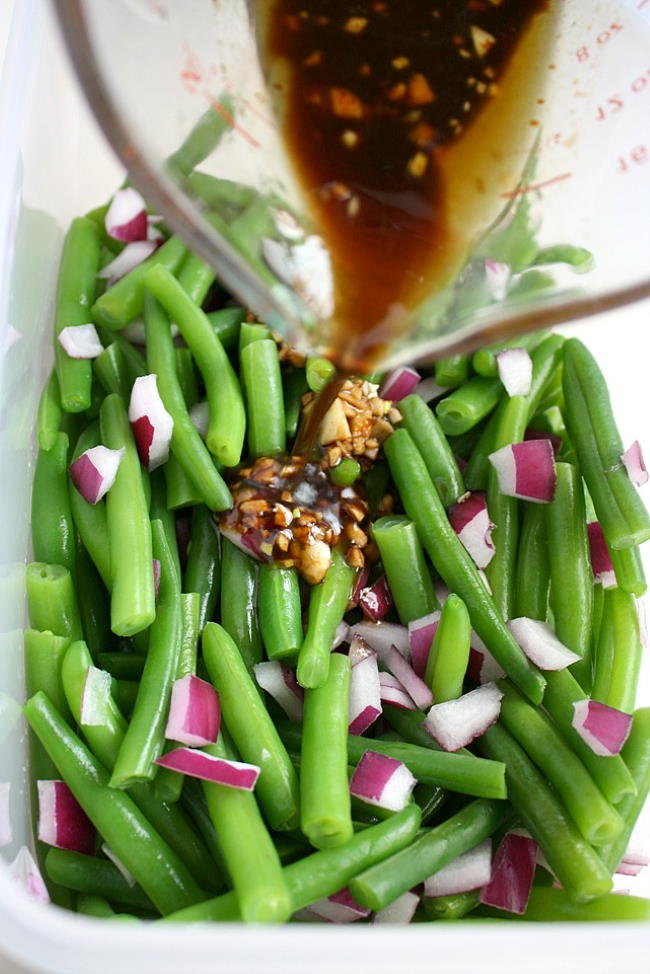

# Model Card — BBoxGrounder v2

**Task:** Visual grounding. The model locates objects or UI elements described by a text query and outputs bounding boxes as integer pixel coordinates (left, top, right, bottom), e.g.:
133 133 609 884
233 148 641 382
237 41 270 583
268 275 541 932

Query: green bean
329 458 361 487
414 783 448 825
54 217 101 412
75 539 111 658
497 681 623 845
150 469 182 583
206 307 246 350
284 369 310 440
164 456 204 510
562 338 650 550
422 890 480 920
434 354 469 389
175 347 199 408
68 422 111 588
93 343 133 400
239 321 270 353
463 399 507 492
546 461 593 688
472 331 549 377
599 708 650 874
144 291 231 510
306 356 336 393
384 429 546 704
610 544 647 597
24 629 73 726
477 723 612 903
76 894 118 919
25 692 205 914
144 264 246 466
301 653 353 849
202 622 300 831
350 799 506 911
26 563 82 641
436 377 502 436
166 97 235 178
240 338 285 458
164 804 422 923
202 733 291 923
514 504 549 620
92 235 187 330
592 587 642 714
45 849 155 912
37 371 63 451
100 394 155 636
373 515 437 624
425 593 471 702
258 564 303 662
96 324 148 381
398 394 465 506
112 680 139 716
481 887 650 922
185 172 256 213
297 549 356 689
97 652 145 680
177 251 215 306
31 432 76 575
363 461 390 518
183 505 220 631
111 521 182 788
220 538 263 670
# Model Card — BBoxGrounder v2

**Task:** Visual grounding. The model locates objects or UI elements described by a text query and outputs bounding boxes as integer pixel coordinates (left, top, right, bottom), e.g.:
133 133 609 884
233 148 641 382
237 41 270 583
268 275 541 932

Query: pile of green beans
23 184 650 927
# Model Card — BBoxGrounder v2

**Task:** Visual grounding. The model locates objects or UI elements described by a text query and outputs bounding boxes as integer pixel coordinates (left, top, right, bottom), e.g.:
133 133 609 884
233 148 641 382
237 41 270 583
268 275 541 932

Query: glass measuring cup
52 0 650 370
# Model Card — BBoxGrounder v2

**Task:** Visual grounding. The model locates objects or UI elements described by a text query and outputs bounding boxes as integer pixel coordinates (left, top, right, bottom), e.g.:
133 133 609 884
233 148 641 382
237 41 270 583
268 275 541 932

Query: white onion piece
621 440 648 487
488 439 556 503
349 621 410 661
101 844 136 887
379 672 416 711
189 401 210 440
495 347 533 397
424 839 492 898
105 187 148 242
254 661 304 723
80 666 113 726
331 620 350 649
587 521 617 588
407 611 441 677
385 645 433 710
348 648 381 735
447 492 495 569
8 847 50 905
97 240 158 281
270 207 305 241
616 849 649 877
636 597 648 650
155 747 260 790
58 323 103 359
349 750 416 812
1 323 22 355
379 367 421 402
307 887 371 923
413 376 446 403
0 782 12 847
128 374 174 470
424 682 503 751
37 780 95 855
479 832 538 914
165 675 220 746
372 891 420 925
484 258 510 301
571 699 632 756
69 445 124 505
508 617 580 670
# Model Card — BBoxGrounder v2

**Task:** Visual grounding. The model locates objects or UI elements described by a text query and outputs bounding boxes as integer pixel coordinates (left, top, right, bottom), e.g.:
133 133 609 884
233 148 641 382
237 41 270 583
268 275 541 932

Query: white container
0 3 648 972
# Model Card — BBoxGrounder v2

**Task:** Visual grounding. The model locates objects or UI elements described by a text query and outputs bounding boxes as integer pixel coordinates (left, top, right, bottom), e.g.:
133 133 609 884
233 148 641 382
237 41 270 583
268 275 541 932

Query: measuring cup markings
574 20 625 63
617 145 649 172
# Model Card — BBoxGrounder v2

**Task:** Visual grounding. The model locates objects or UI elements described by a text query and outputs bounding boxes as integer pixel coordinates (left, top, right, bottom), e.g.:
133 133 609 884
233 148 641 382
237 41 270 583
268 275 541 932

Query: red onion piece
587 521 617 588
571 699 633 756
220 525 265 561
424 838 492 898
524 429 562 455
155 747 260 790
359 575 393 622
413 376 446 403
349 620 410 661
165 675 220 747
105 187 148 242
57 323 103 359
348 644 381 735
466 639 506 685
484 258 510 301
373 890 420 924
407 611 441 678
69 445 124 505
621 440 648 486
37 780 95 855
254 661 304 723
307 887 371 923
0 782 12 847
379 672 416 710
424 682 503 751
385 644 433 710
488 439 557 503
128 374 174 470
101 843 136 886
350 565 370 606
447 492 495 569
508 617 580 670
349 750 416 812
97 240 158 282
479 832 538 914
189 401 210 440
80 666 113 726
616 848 649 877
495 347 533 397
8 847 50 905
379 366 421 402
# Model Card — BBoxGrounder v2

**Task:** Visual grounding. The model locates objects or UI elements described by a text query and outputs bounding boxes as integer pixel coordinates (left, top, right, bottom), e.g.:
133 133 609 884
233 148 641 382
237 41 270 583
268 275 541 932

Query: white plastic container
0 3 648 972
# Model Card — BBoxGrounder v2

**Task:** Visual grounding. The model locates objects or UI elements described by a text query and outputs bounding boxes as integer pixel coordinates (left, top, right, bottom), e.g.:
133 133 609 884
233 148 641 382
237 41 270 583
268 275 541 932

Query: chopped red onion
37 780 95 855
97 240 158 282
621 441 648 487
571 699 632 756
189 401 210 440
385 645 433 710
349 750 416 812
495 347 533 397
424 838 492 898
466 633 506 684
69 445 124 505
524 429 563 455
379 672 416 710
488 439 557 503
372 890 420 925
105 187 148 241
80 666 113 726
57 323 103 359
479 832 538 914
220 525 265 561
616 849 649 877
8 847 50 905
379 366 421 402
413 376 446 403
434 581 451 604
331 621 350 649
101 844 136 886
128 374 174 470
407 611 441 677
349 621 410 661
447 492 495 569
359 575 393 622
270 207 305 242
587 521 617 588
348 644 381 735
155 748 260 790
165 675 220 747
254 661 304 723
350 565 370 605
424 682 503 751
0 782 12 847
484 258 510 301
307 887 372 923
508 617 580 670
